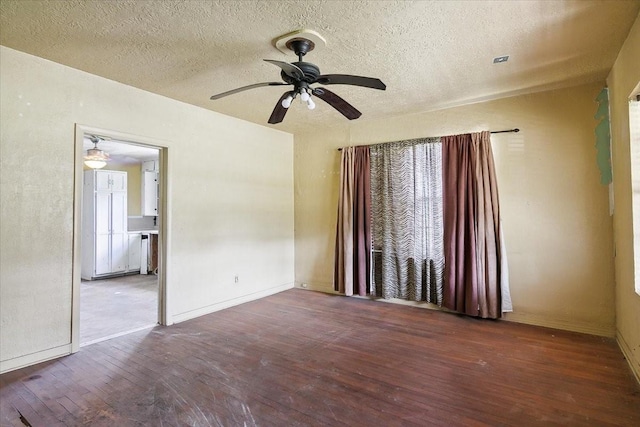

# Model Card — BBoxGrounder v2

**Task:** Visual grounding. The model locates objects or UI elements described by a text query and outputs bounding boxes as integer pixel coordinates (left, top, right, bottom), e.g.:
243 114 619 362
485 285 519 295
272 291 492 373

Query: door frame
71 124 171 352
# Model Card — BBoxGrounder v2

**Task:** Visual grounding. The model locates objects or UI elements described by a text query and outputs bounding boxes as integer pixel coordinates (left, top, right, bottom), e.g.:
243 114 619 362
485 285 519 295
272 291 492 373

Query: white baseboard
617 330 640 384
171 282 294 324
298 286 340 294
308 288 616 337
297 282 338 294
0 344 71 374
503 311 615 337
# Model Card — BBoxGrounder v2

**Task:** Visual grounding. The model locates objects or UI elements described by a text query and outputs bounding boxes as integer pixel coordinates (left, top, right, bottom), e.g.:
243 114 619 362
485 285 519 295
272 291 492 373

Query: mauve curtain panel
334 146 371 296
442 131 505 319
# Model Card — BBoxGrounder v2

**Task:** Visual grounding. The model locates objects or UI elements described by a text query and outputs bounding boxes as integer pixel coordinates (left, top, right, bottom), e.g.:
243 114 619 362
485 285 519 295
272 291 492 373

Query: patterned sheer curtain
369 138 444 304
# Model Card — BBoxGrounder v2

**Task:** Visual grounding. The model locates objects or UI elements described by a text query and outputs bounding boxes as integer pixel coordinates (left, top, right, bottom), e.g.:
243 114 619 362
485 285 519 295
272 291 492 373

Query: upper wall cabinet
96 169 127 192
142 160 158 172
141 160 159 216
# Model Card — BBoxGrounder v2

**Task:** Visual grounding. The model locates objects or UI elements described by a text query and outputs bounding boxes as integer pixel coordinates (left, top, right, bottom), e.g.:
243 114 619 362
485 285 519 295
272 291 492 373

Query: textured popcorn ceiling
1 0 639 135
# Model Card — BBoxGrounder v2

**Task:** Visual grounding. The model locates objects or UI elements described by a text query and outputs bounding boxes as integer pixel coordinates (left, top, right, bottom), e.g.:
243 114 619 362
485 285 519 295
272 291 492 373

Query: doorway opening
72 125 169 351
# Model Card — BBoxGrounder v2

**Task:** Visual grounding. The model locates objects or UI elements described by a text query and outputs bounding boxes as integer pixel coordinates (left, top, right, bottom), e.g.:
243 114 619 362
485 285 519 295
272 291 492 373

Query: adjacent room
1 1 639 425
79 136 161 345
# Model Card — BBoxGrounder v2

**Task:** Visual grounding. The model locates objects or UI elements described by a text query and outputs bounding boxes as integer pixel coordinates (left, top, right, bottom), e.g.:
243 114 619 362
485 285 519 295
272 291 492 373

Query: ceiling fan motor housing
282 37 321 84
281 61 321 85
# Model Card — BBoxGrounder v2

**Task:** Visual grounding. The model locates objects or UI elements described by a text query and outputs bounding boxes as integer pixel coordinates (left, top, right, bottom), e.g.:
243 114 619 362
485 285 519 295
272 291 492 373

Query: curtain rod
490 128 520 134
337 128 520 151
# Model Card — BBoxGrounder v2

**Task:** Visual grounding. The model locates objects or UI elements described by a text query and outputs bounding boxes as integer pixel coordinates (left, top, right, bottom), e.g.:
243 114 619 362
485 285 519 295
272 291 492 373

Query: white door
128 233 142 271
95 170 111 192
142 171 158 216
111 233 128 273
111 172 127 192
110 191 128 273
94 192 111 275
111 191 127 235
95 234 111 275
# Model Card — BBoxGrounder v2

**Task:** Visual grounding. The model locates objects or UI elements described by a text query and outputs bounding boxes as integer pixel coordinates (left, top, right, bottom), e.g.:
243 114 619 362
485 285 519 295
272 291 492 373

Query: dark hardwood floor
1 289 639 426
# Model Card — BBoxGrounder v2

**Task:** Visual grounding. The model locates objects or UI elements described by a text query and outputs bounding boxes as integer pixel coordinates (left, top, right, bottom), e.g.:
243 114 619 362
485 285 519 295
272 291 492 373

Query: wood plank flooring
1 289 639 426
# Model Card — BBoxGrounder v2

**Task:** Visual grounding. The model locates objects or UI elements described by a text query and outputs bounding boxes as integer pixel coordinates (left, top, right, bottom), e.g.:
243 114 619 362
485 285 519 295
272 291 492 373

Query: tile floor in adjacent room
80 274 158 345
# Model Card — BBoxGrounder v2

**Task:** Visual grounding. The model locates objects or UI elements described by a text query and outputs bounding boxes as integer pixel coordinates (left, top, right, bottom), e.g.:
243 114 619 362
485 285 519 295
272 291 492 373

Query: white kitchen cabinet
81 170 129 280
141 170 159 216
142 160 158 172
141 159 159 217
127 232 142 272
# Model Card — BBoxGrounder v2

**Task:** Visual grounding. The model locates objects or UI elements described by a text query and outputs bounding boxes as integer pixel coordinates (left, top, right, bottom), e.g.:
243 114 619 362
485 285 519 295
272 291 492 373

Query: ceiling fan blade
316 74 386 90
264 59 304 80
268 91 293 124
210 82 288 100
312 88 362 120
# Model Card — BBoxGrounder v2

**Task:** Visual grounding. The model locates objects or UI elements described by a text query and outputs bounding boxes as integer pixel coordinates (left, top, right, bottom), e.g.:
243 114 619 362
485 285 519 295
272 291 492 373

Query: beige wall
607 13 640 381
294 81 616 337
0 46 295 372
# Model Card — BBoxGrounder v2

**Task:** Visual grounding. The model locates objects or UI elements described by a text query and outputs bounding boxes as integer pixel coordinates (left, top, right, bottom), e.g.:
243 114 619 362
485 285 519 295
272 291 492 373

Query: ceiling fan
84 135 110 169
209 37 386 124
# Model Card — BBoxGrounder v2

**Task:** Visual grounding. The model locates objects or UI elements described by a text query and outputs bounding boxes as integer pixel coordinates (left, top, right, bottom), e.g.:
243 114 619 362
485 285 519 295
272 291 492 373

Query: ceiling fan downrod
286 38 315 62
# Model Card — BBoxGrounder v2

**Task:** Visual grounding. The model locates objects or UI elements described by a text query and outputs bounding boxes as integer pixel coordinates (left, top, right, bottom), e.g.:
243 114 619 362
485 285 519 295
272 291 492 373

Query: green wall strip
594 88 612 185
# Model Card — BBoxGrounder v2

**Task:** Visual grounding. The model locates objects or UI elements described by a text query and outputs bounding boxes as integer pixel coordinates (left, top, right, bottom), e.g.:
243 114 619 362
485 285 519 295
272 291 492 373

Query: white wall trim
72 124 172 353
307 288 616 337
0 344 71 374
296 282 337 294
502 311 615 337
617 329 640 384
171 283 294 324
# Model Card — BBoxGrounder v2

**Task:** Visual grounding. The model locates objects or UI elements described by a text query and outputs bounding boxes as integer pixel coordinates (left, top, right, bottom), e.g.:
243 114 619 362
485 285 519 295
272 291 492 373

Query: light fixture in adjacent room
84 136 110 169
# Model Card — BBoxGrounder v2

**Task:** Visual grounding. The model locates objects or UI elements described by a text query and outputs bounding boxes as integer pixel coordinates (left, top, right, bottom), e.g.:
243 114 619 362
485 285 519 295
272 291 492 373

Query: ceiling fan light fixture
84 160 107 169
84 137 110 169
281 94 294 109
307 98 316 110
